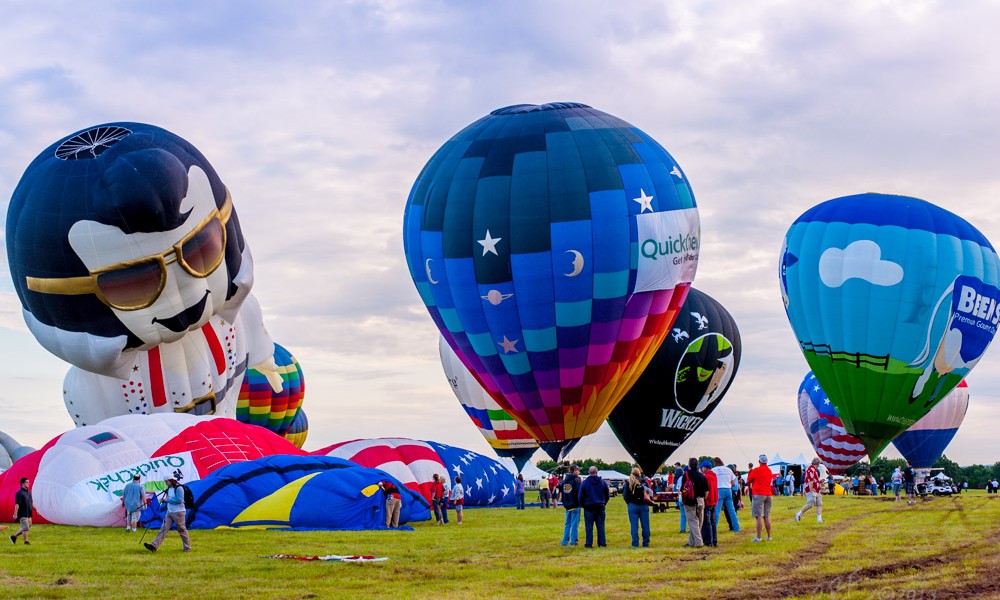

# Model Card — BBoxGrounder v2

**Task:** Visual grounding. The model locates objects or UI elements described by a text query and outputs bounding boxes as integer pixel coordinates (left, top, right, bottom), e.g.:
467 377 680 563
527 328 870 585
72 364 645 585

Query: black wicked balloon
607 288 742 475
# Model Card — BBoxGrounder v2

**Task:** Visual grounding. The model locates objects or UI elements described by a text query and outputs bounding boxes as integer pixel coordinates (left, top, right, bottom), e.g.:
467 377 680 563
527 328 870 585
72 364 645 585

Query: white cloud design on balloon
819 240 904 288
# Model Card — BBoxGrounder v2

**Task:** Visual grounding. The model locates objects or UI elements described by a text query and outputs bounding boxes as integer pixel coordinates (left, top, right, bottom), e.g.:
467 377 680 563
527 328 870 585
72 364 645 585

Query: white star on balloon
670 165 683 179
478 230 502 256
498 335 519 354
633 189 654 213
488 494 496 503
823 398 831 405
465 484 473 495
452 464 463 476
490 465 497 474
501 485 510 496
476 477 484 489
813 385 820 392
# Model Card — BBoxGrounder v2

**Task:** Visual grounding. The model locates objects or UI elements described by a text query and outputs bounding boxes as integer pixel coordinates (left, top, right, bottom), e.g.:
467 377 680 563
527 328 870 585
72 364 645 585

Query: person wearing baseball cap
746 454 774 542
795 458 825 524
144 476 191 553
699 460 719 547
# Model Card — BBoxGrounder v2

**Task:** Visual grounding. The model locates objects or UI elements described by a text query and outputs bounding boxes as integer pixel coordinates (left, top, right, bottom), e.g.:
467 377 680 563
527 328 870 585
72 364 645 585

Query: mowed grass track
2 493 1000 599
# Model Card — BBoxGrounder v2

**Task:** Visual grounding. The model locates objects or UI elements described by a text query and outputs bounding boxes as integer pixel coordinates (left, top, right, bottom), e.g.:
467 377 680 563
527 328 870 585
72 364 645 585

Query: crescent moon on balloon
565 250 584 277
425 258 439 284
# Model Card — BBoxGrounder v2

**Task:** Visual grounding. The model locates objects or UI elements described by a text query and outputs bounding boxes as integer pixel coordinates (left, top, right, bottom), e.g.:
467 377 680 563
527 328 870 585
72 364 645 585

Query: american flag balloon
797 372 866 474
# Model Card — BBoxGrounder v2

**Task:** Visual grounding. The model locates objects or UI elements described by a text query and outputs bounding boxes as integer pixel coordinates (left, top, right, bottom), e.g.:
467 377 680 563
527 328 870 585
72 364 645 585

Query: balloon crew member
10 478 33 546
144 477 191 552
122 473 147 532
431 474 447 524
382 480 402 528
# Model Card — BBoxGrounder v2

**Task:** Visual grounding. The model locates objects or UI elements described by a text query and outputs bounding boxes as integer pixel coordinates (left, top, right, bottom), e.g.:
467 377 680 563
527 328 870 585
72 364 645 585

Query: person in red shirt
795 458 824 524
549 474 561 508
700 461 719 547
430 473 448 525
746 454 774 542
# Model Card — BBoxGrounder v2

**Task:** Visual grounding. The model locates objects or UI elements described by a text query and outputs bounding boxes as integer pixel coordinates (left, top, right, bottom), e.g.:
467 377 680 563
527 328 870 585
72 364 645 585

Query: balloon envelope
439 336 538 470
892 380 969 468
404 102 700 443
780 194 1000 456
237 343 305 438
607 288 741 475
797 371 866 474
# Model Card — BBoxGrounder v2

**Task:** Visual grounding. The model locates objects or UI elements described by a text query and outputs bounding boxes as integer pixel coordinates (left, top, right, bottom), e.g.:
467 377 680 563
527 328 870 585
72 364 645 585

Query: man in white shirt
711 457 740 533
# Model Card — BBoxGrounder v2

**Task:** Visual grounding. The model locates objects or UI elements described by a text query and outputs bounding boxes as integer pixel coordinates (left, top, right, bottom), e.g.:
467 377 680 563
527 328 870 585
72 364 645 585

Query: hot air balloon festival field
3 494 1000 599
8 3 1000 600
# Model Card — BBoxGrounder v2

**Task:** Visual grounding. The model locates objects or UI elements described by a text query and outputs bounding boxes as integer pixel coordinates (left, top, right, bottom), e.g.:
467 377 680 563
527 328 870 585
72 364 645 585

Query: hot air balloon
404 102 700 447
0 431 34 471
284 409 309 450
142 455 430 530
0 414 303 526
780 193 1000 456
312 438 517 507
6 123 288 427
237 343 306 441
607 288 741 475
892 380 969 468
439 336 538 470
797 371 866 474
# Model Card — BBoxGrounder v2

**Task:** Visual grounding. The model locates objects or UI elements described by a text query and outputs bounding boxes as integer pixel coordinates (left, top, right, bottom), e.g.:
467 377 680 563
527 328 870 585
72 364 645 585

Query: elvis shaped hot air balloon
404 103 700 446
780 193 1000 457
6 123 287 426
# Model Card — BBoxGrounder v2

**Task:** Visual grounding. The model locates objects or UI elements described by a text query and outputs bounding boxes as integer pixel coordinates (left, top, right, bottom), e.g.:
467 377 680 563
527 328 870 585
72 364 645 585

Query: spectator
514 474 526 510
10 477 33 546
746 454 774 542
122 473 147 533
578 466 610 548
549 473 561 508
712 458 740 533
538 476 551 509
623 468 651 548
144 477 191 552
559 465 582 546
450 476 466 524
682 457 708 548
903 461 917 505
795 458 824 524
700 461 718 547
891 467 903 501
431 474 448 523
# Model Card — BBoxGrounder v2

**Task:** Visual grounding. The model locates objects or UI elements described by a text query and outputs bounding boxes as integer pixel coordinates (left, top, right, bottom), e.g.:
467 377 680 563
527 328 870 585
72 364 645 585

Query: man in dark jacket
559 465 582 546
682 457 708 547
578 466 610 548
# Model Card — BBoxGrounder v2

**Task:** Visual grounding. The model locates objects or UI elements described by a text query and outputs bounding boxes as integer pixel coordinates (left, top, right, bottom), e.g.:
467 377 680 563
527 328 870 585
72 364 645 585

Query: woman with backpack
623 468 651 548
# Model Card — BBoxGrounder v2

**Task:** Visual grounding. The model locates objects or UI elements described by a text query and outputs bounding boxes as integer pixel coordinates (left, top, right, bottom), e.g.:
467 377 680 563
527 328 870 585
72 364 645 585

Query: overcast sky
2 1 1000 468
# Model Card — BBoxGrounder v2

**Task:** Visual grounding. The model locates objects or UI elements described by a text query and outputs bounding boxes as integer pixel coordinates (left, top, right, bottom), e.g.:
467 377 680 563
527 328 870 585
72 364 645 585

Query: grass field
2 492 1000 599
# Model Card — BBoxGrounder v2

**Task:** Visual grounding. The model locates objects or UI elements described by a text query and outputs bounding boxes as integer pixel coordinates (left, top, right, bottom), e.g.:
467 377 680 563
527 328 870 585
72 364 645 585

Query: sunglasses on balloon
26 193 233 311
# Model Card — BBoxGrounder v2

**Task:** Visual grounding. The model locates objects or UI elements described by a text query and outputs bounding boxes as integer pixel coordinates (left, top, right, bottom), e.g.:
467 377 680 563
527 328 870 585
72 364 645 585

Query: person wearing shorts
746 455 774 542
10 477 33 545
795 458 824 524
450 476 465 524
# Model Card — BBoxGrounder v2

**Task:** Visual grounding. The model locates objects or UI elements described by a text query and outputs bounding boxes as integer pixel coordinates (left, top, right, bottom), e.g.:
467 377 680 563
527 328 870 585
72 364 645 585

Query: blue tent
143 455 430 530
427 441 517 507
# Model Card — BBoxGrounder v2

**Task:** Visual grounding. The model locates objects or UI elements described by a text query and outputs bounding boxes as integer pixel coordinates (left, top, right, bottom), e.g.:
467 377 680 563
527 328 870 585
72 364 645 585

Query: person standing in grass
382 480 402 528
450 476 465 524
122 473 147 532
623 468 651 548
549 473 561 508
903 461 917 505
700 461 718 547
712 458 740 533
795 458 824 524
144 477 191 552
746 454 774 542
538 476 551 509
579 466 610 548
431 474 447 524
514 474 526 510
682 457 708 548
560 465 582 546
9 477 32 546
891 467 903 500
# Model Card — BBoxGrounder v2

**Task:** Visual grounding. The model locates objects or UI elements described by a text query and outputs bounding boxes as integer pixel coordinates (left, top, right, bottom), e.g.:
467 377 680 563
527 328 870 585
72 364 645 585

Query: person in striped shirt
795 458 824 524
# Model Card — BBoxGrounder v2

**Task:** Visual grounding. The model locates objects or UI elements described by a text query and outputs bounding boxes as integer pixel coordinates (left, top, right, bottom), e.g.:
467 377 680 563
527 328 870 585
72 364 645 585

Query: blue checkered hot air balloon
404 103 700 445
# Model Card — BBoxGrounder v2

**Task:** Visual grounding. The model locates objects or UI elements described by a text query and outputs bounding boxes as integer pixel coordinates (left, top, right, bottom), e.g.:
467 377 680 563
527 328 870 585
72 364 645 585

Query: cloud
819 240 904 288
4 2 1000 466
